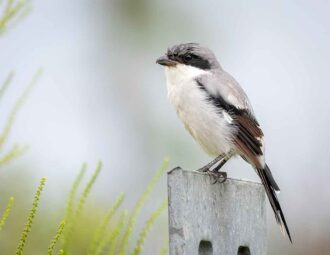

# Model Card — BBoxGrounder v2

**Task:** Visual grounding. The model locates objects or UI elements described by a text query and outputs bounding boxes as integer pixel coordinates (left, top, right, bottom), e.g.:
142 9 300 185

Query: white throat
164 64 208 85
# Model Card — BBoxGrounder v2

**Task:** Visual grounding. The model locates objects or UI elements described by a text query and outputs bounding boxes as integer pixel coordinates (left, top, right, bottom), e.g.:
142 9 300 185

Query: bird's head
156 42 220 71
156 43 220 82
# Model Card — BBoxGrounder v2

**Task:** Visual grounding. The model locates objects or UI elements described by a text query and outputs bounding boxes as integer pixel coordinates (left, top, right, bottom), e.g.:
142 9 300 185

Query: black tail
257 164 292 243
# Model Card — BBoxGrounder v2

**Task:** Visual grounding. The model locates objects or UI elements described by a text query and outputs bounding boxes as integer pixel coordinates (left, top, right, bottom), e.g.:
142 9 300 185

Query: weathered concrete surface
168 167 267 255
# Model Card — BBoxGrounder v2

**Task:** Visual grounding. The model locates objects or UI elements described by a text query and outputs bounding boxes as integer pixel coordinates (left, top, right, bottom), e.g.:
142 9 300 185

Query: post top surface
167 166 262 187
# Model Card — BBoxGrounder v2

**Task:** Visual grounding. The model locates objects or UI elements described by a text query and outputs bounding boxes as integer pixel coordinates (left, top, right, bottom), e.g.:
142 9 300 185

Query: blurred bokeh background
0 0 329 254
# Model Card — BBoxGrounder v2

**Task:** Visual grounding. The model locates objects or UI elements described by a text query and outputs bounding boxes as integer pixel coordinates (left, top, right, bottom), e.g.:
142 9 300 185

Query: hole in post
238 246 251 255
199 240 213 255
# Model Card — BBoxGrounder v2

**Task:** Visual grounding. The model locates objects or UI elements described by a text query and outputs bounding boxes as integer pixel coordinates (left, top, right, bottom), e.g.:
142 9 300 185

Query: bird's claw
208 171 227 184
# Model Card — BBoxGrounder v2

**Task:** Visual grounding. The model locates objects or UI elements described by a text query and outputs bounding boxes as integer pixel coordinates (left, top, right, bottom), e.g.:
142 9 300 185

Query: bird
156 42 292 242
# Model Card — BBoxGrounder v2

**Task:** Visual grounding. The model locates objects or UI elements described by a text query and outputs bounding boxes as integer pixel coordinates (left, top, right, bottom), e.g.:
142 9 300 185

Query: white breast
164 64 235 157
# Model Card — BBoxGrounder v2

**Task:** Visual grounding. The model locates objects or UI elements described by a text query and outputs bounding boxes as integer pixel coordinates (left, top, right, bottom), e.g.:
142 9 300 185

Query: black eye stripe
167 51 211 70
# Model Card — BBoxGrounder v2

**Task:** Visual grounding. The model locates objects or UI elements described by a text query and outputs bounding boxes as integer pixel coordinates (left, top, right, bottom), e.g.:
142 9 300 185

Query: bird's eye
183 54 192 62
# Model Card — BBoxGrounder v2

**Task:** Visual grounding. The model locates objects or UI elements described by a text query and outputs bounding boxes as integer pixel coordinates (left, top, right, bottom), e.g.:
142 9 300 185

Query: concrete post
167 167 267 255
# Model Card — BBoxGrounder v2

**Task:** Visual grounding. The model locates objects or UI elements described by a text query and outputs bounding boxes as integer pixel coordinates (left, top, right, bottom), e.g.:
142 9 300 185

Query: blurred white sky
1 0 330 253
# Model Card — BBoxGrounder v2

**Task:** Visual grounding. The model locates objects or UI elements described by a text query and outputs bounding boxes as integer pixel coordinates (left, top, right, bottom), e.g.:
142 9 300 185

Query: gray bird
156 42 292 242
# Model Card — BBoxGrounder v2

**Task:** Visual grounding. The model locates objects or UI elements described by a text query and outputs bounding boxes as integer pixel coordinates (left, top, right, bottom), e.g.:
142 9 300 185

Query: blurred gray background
1 0 329 254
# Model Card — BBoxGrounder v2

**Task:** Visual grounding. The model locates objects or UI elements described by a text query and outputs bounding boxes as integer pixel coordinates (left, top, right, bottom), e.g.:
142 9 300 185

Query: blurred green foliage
0 72 169 254
1 2 42 253
0 1 169 254
0 69 42 253
1 160 169 255
6 160 169 255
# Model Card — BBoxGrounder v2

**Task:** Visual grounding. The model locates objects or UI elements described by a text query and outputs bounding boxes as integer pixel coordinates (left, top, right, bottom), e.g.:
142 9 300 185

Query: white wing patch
223 111 233 124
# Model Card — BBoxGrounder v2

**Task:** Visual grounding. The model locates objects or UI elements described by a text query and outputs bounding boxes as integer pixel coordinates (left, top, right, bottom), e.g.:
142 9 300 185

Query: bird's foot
208 170 227 184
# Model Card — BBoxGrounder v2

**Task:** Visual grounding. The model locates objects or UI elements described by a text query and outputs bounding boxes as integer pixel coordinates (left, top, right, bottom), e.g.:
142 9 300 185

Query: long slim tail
257 164 292 243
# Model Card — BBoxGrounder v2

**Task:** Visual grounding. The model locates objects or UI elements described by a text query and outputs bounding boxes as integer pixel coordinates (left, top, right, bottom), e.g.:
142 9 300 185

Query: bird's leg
209 152 234 184
210 158 229 184
196 154 225 173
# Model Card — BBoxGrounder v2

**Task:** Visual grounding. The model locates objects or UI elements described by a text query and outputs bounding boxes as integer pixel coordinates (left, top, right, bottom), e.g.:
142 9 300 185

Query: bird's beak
156 55 177 67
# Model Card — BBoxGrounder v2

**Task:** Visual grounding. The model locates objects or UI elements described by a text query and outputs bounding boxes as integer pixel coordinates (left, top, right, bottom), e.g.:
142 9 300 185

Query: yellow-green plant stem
107 213 127 255
60 163 87 251
61 161 102 252
0 71 14 101
132 199 168 255
94 210 127 255
159 239 169 255
76 161 102 219
0 144 28 167
118 158 169 255
0 196 14 230
48 221 65 255
0 69 42 150
0 0 27 32
88 192 125 255
64 163 87 222
16 177 46 255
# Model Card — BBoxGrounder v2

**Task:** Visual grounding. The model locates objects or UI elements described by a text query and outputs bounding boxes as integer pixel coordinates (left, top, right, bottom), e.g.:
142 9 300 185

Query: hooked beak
156 55 177 67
